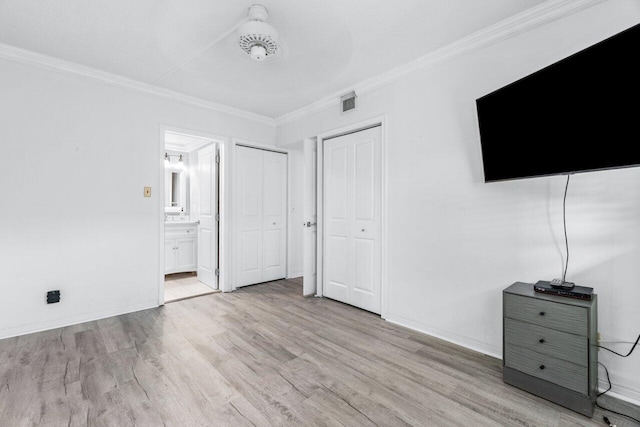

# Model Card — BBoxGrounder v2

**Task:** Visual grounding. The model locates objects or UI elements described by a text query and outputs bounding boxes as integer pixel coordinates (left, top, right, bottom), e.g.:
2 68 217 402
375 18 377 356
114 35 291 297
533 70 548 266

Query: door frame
231 138 292 291
302 137 317 296
158 124 229 305
315 116 388 319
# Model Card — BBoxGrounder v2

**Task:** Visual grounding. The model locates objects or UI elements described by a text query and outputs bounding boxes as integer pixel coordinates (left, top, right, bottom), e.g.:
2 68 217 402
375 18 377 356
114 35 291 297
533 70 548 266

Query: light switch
144 186 152 197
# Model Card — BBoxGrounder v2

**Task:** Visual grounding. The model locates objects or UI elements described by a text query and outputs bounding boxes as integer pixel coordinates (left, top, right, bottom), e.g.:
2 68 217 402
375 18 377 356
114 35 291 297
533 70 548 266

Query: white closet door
236 146 288 287
323 126 381 314
197 144 218 288
236 146 264 287
262 150 287 282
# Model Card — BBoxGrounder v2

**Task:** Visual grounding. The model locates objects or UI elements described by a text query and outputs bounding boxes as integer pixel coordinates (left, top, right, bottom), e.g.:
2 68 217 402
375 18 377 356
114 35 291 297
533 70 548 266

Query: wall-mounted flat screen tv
476 23 640 183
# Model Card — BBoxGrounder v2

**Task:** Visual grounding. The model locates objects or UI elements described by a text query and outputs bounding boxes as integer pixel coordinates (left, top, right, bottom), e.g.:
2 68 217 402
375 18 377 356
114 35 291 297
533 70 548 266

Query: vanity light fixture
164 153 185 169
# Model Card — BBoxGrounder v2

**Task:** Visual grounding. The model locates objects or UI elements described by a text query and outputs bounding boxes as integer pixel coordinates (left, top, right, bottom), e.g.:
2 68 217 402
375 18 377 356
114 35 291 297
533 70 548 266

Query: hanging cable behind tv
534 174 595 298
551 174 575 290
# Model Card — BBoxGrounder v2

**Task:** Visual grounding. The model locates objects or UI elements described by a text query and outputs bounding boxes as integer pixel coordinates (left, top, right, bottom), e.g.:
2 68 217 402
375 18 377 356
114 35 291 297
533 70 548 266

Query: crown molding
275 0 606 126
0 0 606 128
0 43 276 127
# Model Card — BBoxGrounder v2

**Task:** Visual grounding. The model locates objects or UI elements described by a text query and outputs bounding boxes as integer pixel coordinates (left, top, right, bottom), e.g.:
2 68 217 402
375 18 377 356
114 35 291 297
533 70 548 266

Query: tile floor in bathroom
164 272 219 303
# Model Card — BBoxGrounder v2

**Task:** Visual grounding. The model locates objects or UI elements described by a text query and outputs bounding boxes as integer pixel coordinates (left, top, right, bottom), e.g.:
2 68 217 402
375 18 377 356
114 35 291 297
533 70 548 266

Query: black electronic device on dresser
533 280 593 301
503 282 598 417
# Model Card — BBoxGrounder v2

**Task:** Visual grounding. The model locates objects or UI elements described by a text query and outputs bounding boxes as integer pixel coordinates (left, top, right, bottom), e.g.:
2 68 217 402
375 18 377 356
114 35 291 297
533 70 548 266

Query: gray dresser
503 282 598 417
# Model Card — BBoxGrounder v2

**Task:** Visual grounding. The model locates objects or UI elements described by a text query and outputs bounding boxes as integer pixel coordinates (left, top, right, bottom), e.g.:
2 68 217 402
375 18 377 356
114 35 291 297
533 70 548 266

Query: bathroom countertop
164 220 198 225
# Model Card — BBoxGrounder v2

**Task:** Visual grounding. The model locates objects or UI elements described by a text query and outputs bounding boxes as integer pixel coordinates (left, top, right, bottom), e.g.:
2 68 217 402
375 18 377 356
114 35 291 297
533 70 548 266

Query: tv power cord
549 175 576 290
595 334 640 426
597 334 640 358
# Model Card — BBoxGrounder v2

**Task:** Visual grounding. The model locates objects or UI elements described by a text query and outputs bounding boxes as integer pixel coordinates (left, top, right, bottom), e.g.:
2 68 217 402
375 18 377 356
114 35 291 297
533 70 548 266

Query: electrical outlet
144 186 152 197
597 332 601 342
47 290 60 304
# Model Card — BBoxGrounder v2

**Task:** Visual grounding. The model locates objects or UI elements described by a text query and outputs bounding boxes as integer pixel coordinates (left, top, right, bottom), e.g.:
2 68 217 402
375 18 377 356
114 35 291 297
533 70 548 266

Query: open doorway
162 130 222 303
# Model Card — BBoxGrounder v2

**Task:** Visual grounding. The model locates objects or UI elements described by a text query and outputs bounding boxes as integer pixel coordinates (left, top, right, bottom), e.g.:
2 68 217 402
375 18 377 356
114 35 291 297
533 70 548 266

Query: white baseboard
599 373 640 406
599 388 640 407
385 313 640 405
0 300 159 340
385 313 502 360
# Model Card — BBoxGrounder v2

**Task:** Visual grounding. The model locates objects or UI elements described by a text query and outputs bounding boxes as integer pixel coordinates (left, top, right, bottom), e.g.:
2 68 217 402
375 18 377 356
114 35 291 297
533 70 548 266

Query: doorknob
304 222 317 227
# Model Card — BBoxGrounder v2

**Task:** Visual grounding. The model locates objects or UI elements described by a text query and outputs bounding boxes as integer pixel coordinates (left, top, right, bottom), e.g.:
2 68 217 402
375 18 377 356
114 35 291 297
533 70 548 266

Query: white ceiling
0 0 549 119
165 131 214 152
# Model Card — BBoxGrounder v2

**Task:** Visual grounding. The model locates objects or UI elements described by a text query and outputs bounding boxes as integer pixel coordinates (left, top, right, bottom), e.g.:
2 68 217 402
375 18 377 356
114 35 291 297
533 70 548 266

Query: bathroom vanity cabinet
165 222 197 274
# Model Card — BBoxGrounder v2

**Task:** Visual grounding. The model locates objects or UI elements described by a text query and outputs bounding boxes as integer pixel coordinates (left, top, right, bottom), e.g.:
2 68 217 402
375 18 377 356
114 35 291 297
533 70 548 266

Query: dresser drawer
505 345 588 395
504 293 587 336
505 318 588 367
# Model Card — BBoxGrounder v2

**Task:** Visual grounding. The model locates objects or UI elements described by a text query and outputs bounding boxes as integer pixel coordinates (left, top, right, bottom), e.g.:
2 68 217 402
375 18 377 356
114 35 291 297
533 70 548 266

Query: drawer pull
539 365 545 370
539 311 545 316
539 338 545 344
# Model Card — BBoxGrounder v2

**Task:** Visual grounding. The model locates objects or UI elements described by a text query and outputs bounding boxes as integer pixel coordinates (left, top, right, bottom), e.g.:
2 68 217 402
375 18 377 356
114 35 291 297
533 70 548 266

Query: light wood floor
164 272 219 303
0 278 638 426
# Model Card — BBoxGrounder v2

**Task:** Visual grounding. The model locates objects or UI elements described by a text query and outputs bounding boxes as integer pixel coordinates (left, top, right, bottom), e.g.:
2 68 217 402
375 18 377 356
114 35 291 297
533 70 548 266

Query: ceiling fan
237 4 281 62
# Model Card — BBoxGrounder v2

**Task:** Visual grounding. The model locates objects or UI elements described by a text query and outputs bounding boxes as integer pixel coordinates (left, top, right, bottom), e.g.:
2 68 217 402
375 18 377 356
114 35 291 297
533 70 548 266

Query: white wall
0 58 275 339
277 0 640 403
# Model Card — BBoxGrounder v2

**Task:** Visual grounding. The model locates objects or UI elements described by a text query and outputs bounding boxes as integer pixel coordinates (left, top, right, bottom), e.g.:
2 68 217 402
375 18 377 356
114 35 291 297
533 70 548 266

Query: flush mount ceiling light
237 4 281 62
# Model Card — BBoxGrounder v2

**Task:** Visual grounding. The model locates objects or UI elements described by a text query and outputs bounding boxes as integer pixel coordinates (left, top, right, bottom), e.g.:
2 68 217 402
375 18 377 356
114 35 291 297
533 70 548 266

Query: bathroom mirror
164 166 187 214
170 172 180 206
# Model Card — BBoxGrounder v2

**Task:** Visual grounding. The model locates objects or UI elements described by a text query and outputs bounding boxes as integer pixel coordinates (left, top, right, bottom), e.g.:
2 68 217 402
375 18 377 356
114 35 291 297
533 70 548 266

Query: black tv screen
476 23 640 183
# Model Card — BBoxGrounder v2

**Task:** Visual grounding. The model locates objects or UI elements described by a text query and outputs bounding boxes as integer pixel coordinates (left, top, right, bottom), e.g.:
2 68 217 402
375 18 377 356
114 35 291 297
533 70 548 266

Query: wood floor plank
1 278 638 426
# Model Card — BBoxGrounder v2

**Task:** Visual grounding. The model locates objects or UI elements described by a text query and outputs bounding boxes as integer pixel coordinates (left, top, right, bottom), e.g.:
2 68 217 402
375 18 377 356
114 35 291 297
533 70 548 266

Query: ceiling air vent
341 91 357 113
